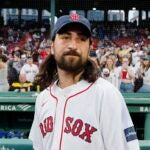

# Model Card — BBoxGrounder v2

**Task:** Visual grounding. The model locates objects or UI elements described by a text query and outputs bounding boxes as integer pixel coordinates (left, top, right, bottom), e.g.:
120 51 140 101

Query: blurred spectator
32 50 39 65
11 74 33 92
11 51 24 74
7 51 24 89
25 39 34 51
132 44 143 66
89 52 100 72
38 48 49 64
0 54 9 91
0 45 7 55
7 61 20 91
99 50 113 68
8 27 14 42
101 56 120 89
19 56 39 83
137 57 150 92
12 75 33 92
118 45 130 64
118 56 135 92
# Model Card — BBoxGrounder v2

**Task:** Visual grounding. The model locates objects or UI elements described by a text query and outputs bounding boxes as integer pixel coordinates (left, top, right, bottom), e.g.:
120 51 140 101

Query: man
29 13 140 150
19 56 39 83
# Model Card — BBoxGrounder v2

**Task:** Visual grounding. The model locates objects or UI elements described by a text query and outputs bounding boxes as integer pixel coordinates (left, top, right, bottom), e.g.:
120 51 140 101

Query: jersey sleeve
99 83 140 150
29 95 43 150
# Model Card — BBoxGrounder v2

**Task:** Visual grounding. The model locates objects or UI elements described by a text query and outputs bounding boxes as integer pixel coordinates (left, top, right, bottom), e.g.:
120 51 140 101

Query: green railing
0 139 33 150
0 139 149 150
0 92 150 113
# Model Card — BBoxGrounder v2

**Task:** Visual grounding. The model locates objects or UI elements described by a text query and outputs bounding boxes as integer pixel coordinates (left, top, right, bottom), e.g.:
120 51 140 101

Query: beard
55 51 87 73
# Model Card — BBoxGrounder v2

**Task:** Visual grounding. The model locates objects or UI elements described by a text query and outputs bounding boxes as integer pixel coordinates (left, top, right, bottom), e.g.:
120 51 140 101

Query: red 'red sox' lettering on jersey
39 116 53 137
39 115 97 143
64 117 97 143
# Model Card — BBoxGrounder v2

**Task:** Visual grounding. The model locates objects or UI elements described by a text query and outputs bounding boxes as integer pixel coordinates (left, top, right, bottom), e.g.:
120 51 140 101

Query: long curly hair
34 54 99 91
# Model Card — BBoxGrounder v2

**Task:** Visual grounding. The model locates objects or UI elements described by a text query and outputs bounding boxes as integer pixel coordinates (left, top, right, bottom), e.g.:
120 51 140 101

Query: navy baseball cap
51 13 91 40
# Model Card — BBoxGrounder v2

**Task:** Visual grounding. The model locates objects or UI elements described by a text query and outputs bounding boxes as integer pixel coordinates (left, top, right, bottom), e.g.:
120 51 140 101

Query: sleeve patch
124 126 137 142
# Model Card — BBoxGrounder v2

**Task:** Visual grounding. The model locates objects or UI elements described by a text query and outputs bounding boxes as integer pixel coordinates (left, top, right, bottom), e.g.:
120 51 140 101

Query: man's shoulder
94 77 121 95
38 87 50 97
93 78 124 106
35 87 50 103
95 77 115 87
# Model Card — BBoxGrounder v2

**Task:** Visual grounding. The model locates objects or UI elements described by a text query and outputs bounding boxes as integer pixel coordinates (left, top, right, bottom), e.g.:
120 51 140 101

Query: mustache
63 50 80 56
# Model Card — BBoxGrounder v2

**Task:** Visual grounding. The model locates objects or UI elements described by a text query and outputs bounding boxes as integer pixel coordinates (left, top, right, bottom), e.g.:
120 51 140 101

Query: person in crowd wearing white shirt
132 44 143 66
19 56 39 83
101 56 120 89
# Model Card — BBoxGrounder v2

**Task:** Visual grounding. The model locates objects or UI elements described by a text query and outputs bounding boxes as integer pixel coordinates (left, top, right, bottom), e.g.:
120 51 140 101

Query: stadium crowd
0 21 150 92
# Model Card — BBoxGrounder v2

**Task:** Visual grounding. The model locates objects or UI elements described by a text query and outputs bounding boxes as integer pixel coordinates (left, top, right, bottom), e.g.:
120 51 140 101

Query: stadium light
132 7 136 10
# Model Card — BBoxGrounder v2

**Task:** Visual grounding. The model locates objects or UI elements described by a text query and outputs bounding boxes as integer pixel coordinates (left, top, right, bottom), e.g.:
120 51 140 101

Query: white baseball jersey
29 78 140 150
20 63 39 82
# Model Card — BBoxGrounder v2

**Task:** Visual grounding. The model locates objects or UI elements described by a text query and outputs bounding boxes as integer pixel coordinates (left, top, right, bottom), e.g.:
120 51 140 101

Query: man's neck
57 69 83 89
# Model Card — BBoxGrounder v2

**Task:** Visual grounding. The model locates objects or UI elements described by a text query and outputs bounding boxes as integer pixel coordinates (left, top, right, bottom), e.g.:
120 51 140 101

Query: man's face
51 28 90 73
27 58 33 65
